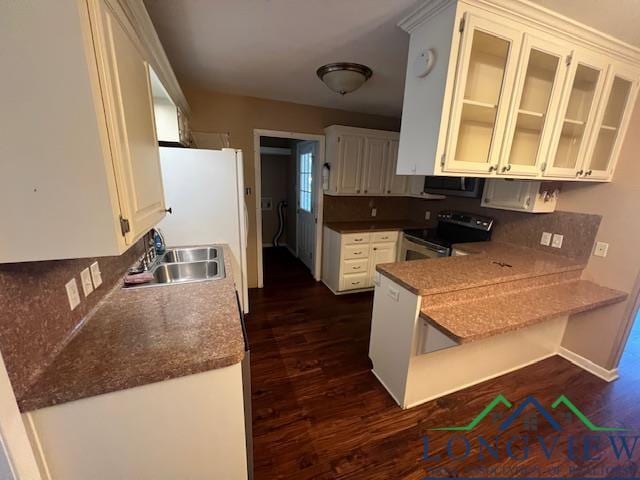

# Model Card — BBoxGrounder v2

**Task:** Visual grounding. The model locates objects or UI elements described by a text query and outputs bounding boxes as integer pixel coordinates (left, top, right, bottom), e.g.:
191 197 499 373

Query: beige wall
558 100 640 369
184 86 401 287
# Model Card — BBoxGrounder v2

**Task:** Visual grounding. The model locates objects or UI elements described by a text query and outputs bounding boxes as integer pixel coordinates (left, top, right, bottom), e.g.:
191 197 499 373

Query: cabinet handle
352 281 361 285
352 266 361 270
364 189 368 193
501 165 512 173
488 164 498 172
356 189 361 193
585 170 593 176
576 170 584 177
381 236 389 240
354 238 363 242
354 251 362 255
164 207 173 214
387 190 391 194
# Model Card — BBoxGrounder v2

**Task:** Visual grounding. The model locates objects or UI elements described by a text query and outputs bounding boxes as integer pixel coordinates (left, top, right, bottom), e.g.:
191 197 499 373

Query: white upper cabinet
499 36 570 177
325 126 416 196
397 0 640 183
361 138 389 195
443 15 521 174
1 0 174 262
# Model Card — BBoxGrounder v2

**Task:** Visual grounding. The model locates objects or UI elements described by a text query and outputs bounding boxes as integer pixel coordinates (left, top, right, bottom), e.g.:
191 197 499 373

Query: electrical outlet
80 268 94 297
551 234 564 249
65 278 81 310
371 207 377 217
594 241 609 257
425 211 431 220
540 232 552 246
90 261 102 288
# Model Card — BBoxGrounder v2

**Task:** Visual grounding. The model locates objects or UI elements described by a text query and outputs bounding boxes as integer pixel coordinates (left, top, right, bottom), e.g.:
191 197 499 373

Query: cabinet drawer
342 232 371 245
340 272 369 291
343 244 369 260
342 258 369 274
372 231 398 243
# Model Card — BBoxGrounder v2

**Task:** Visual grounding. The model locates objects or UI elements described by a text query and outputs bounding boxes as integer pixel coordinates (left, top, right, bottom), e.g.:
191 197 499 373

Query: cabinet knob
164 207 173 214
364 190 368 193
373 247 377 251
356 189 361 193
387 190 391 194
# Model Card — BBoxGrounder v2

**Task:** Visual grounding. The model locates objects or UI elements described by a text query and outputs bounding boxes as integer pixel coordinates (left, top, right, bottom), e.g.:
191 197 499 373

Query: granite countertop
18 245 244 412
376 241 586 296
324 220 427 233
421 280 627 343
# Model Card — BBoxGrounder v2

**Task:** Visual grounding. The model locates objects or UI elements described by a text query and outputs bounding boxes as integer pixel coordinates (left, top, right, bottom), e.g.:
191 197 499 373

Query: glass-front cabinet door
443 14 522 174
544 52 607 178
498 36 570 176
581 68 637 180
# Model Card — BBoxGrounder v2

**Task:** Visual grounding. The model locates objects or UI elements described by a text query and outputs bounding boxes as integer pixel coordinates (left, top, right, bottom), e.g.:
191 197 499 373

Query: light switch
80 268 94 297
371 208 377 217
90 261 102 288
552 234 564 249
65 278 81 311
540 232 552 246
594 241 609 257
425 211 431 221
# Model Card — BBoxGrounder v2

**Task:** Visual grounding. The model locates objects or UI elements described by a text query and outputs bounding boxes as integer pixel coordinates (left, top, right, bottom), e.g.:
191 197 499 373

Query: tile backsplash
324 194 601 262
0 239 144 398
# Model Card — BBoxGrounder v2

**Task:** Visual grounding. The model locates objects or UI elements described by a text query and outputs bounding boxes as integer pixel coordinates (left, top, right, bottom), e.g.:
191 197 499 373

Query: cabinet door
361 137 389 195
91 0 165 243
544 51 607 178
336 134 365 194
443 14 522 174
369 242 397 286
385 139 408 195
581 66 638 180
499 36 570 177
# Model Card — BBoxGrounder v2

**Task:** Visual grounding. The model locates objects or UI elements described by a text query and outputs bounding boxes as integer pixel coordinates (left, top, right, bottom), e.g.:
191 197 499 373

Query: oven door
400 235 449 261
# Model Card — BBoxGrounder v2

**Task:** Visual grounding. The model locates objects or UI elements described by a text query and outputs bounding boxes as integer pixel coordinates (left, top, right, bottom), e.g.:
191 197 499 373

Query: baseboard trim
557 347 619 382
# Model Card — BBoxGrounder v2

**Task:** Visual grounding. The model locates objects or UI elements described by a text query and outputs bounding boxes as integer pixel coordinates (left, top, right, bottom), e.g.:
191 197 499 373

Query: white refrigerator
157 147 249 313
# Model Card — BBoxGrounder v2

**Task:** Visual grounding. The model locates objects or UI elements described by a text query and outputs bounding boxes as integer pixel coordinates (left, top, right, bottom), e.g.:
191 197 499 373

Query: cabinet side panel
0 0 119 262
397 4 458 175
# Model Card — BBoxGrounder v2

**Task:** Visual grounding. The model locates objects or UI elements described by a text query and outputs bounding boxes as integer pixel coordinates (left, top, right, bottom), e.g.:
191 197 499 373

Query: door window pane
299 152 312 212
454 30 510 164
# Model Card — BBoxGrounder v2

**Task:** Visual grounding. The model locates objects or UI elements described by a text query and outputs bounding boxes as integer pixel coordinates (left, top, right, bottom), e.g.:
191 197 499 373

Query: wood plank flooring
246 247 639 479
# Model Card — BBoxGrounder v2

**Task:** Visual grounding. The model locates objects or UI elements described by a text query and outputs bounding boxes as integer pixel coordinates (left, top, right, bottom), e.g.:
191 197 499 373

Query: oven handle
403 235 449 255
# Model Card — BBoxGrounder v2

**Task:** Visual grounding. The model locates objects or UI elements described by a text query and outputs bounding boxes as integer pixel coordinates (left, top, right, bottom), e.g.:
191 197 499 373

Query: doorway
253 130 325 287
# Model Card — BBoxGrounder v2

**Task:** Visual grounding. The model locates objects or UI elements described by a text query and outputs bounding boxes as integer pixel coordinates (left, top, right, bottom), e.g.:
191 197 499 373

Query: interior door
296 141 317 272
499 35 570 177
581 66 638 180
91 0 165 243
443 14 522 175
361 137 389 195
544 51 607 178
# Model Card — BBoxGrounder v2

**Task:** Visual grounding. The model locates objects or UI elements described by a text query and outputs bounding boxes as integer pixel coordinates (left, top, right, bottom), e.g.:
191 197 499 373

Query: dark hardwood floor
246 247 639 479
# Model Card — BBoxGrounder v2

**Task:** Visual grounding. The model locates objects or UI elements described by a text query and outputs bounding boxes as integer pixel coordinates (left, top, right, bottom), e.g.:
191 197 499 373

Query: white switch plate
80 267 94 297
594 241 609 257
552 234 564 249
90 261 102 288
540 232 552 246
65 278 81 310
425 211 431 220
371 207 377 217
387 286 400 302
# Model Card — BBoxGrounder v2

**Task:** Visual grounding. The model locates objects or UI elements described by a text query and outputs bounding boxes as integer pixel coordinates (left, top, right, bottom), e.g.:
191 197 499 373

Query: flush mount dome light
316 62 373 95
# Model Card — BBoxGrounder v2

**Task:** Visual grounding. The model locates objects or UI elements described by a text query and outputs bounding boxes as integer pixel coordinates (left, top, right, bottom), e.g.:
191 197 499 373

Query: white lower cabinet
23 365 248 480
322 228 399 293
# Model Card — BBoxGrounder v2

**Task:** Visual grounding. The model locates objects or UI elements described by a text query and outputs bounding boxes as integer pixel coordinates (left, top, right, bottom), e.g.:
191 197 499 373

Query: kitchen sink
125 245 225 288
153 260 222 284
161 247 219 263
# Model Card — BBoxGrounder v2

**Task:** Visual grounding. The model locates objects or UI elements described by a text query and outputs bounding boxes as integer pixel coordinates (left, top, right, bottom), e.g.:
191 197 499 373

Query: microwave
423 176 484 198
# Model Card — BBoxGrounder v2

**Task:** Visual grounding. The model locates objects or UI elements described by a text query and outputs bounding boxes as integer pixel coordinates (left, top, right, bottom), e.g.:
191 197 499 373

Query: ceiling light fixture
316 62 373 95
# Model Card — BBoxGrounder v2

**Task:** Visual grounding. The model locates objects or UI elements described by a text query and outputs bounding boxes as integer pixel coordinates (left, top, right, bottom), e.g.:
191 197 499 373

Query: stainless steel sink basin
161 247 219 263
153 260 221 284
124 245 225 289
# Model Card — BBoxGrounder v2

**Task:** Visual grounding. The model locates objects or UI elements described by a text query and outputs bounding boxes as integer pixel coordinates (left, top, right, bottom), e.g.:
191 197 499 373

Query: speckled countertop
325 220 427 233
421 280 627 343
376 241 586 296
18 245 244 412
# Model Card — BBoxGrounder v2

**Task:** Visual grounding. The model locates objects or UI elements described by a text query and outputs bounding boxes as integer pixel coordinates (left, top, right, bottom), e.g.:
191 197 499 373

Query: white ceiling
145 0 640 119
